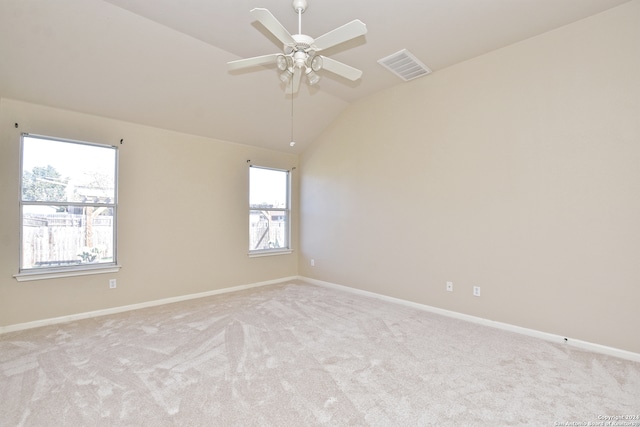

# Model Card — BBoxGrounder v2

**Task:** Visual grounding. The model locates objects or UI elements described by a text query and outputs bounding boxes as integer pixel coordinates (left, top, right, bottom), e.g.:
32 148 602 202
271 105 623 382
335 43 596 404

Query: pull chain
290 88 295 147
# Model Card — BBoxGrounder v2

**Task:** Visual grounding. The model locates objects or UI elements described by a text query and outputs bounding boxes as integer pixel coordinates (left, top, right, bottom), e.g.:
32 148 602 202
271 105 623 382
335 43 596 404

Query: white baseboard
4 275 638 363
299 276 640 364
0 276 297 335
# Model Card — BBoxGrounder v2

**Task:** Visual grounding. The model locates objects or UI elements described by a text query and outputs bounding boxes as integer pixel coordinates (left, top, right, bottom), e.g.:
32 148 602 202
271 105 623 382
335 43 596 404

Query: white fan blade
228 54 279 71
320 56 363 81
313 20 367 51
285 68 303 94
250 8 295 46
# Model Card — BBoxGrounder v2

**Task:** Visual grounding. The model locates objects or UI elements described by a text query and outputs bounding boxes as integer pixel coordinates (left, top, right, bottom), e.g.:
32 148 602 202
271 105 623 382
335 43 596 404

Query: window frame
15 133 120 281
248 165 292 257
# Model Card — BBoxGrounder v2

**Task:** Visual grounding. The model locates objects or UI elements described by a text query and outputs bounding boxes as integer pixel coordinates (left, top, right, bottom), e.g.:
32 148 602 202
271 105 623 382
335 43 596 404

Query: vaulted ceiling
0 0 631 153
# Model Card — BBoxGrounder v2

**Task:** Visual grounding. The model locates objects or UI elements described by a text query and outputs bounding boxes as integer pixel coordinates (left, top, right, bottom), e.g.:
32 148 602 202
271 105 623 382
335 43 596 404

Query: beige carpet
1 281 639 426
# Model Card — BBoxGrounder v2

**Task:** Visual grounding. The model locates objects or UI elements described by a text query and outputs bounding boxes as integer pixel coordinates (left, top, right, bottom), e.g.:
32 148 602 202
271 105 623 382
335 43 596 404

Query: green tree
22 165 68 202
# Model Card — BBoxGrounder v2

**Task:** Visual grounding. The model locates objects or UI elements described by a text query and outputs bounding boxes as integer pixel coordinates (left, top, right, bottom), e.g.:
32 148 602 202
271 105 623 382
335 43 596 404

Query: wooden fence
22 213 113 269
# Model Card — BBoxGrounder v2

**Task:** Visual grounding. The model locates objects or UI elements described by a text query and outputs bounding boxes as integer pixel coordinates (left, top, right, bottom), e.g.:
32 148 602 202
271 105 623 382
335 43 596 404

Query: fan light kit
228 0 367 94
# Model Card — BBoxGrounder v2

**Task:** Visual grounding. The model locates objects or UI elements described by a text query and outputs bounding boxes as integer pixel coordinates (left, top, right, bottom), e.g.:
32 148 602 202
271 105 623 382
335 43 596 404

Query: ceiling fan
228 0 367 94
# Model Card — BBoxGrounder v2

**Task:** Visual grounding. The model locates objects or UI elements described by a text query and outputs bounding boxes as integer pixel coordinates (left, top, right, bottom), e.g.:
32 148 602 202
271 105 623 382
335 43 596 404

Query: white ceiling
0 0 631 153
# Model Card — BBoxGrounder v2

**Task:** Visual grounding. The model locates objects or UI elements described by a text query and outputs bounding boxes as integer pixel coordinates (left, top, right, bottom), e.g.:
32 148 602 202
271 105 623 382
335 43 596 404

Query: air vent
377 49 432 81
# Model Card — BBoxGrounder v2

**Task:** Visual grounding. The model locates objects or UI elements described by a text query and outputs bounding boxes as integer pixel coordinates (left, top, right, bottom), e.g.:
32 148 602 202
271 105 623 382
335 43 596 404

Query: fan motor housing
288 34 314 51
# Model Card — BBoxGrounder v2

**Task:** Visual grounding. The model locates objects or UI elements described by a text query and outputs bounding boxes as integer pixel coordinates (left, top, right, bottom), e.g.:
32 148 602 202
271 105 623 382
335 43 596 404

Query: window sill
14 265 122 282
248 249 293 258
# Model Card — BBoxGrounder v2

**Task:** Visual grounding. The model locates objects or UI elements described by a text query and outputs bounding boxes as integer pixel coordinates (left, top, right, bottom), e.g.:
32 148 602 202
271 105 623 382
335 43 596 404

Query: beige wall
299 1 640 353
1 2 638 356
0 99 298 326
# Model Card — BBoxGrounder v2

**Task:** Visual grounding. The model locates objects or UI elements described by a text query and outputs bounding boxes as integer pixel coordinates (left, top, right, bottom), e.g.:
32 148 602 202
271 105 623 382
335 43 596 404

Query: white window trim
17 133 119 280
248 249 293 258
14 264 122 282
249 165 292 255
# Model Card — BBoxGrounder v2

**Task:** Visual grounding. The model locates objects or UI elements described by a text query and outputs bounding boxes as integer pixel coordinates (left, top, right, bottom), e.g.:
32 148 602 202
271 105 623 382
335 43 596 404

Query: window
19 134 118 275
249 166 290 254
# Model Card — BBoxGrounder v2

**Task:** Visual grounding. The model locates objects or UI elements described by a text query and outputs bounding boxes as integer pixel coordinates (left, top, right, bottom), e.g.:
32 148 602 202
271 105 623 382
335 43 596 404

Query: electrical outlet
109 279 117 289
473 286 481 297
310 259 315 267
446 281 453 292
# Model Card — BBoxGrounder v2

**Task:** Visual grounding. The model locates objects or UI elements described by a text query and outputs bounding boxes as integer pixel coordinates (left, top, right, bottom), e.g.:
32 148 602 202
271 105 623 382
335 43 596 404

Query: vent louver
377 49 431 81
